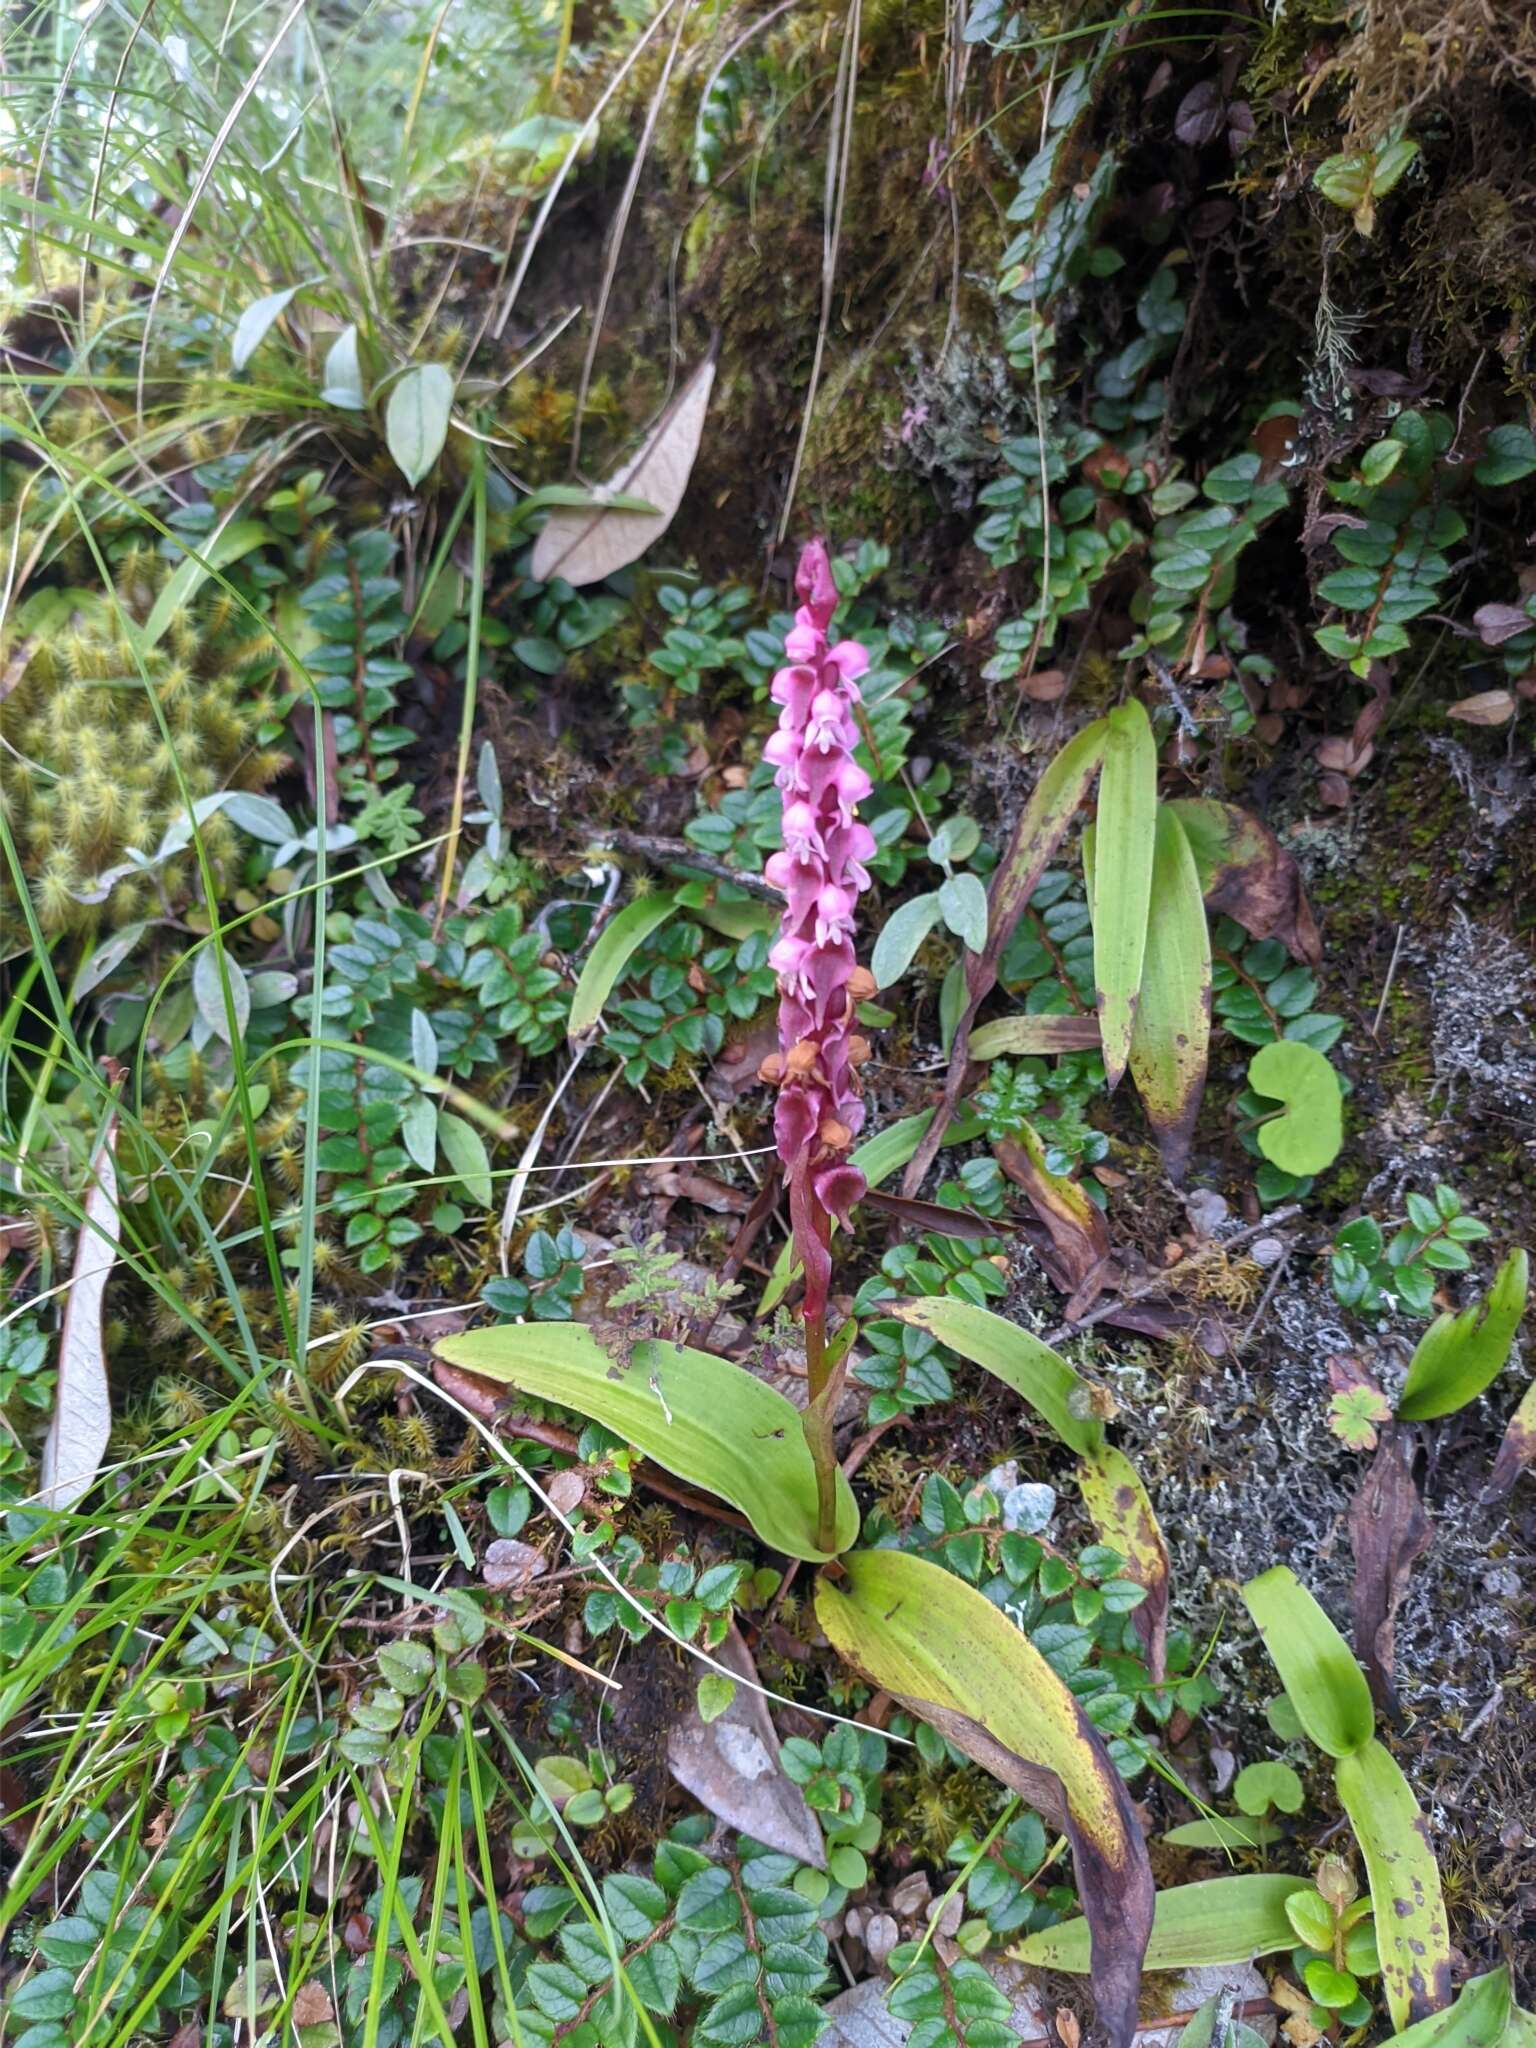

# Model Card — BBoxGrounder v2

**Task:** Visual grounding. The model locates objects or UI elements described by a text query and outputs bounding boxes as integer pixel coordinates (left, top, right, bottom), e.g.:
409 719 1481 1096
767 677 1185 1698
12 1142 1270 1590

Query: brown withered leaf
1350 1424 1432 1716
483 1538 548 1591
291 1981 336 2027
1164 798 1321 965
995 1134 1113 1307
667 1625 826 1867
531 353 716 587
40 1114 122 1509
1485 1378 1536 1500
1446 690 1516 726
863 1189 1004 1242
1472 602 1532 646
1174 78 1226 145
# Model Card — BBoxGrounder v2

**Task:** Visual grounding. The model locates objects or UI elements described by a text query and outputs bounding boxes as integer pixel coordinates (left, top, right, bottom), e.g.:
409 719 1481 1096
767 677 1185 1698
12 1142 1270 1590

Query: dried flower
765 539 874 1326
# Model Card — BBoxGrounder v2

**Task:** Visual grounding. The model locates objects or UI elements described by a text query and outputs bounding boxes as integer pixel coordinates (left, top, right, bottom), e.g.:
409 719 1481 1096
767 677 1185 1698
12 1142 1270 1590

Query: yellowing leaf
1336 1738 1452 2028
1397 1248 1528 1422
1091 700 1158 1088
1370 1969 1525 2048
1126 804 1211 1182
815 1549 1152 2048
890 1295 1103 1455
1076 1443 1169 1679
568 892 676 1039
531 355 716 587
967 1013 1102 1059
1015 1873 1302 1973
433 1323 856 1561
40 1118 121 1510
1240 1566 1375 1758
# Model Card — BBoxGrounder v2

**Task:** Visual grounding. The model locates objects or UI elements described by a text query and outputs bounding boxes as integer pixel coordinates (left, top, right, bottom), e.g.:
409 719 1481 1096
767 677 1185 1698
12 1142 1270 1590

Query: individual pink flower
759 539 876 1330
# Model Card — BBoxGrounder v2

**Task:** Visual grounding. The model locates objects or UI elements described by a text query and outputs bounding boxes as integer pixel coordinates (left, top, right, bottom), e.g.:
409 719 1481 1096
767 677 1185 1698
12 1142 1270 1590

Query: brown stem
800 1307 845 1554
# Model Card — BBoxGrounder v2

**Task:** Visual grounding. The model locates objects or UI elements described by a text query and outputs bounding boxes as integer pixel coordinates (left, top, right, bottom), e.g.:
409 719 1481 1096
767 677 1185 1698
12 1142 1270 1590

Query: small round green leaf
1248 1040 1343 1175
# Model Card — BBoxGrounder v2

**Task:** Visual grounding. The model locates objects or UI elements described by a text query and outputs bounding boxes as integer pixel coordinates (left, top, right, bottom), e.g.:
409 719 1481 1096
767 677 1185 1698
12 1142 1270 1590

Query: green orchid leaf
816 1548 1152 2048
1336 1738 1453 2029
1396 1249 1528 1421
967 1012 1103 1059
568 892 676 1039
1091 699 1157 1088
1126 803 1211 1182
1016 1873 1302 1973
1248 1039 1343 1176
1372 1969 1530 2048
1240 1566 1375 1758
433 1324 857 1561
889 1295 1103 1455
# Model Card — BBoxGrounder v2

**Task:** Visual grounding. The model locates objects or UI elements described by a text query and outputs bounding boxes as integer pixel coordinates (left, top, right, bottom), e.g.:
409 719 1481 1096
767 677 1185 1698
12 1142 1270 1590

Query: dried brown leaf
530 355 716 586
1446 689 1516 726
1349 1425 1432 1716
40 1118 121 1510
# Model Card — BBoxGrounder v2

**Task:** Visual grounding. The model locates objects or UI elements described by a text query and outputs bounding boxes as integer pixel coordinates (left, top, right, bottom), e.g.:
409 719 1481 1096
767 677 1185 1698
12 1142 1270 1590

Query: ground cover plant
2 0 1535 2045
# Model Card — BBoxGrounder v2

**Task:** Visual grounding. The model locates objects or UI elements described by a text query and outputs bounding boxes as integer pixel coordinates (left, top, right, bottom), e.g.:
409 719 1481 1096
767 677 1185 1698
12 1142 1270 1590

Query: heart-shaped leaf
1248 1038 1343 1175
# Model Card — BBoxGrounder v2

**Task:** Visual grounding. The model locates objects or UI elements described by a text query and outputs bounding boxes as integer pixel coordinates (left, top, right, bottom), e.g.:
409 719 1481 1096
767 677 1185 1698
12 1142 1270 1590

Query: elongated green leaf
1336 1738 1452 2028
1161 1815 1284 1850
568 893 676 1039
1241 1567 1374 1759
434 1325 857 1561
139 521 274 651
757 1111 982 1315
231 283 304 370
968 1013 1102 1060
387 363 455 487
1373 1970 1527 2048
1127 804 1211 1182
438 1110 493 1207
1092 700 1157 1088
1016 1874 1302 1973
890 1295 1102 1455
1076 1443 1168 1678
899 717 1109 1197
1397 1249 1528 1421
816 1549 1152 2048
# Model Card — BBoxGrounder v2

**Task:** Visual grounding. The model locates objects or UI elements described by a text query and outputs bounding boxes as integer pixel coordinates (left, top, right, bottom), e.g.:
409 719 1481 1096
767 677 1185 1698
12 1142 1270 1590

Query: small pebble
1185 1188 1229 1237
1251 1236 1286 1268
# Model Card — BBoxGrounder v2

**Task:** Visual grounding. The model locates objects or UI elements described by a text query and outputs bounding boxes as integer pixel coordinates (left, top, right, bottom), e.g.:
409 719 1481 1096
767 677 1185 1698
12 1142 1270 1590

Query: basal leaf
967 1013 1102 1060
438 1110 493 1208
1240 1566 1374 1758
139 520 275 652
815 1548 1152 2048
40 1118 121 1510
433 1324 857 1561
1091 700 1157 1087
569 892 676 1039
231 283 303 370
1396 1249 1528 1421
1015 1873 1302 1972
1370 1969 1525 2048
890 1295 1102 1455
1336 1738 1452 2028
1126 804 1211 1182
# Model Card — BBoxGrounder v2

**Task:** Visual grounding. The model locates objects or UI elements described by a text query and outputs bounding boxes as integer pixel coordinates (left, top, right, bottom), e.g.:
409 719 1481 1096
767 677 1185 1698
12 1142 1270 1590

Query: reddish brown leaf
863 1189 1006 1242
1471 603 1531 646
1174 79 1226 145
995 1134 1113 1305
1446 690 1516 726
1164 798 1321 965
1350 1425 1432 1716
1485 1379 1536 1500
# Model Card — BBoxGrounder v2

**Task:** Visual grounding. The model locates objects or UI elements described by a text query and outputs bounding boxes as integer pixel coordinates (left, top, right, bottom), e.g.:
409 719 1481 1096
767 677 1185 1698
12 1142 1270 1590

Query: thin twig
1372 922 1407 1038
